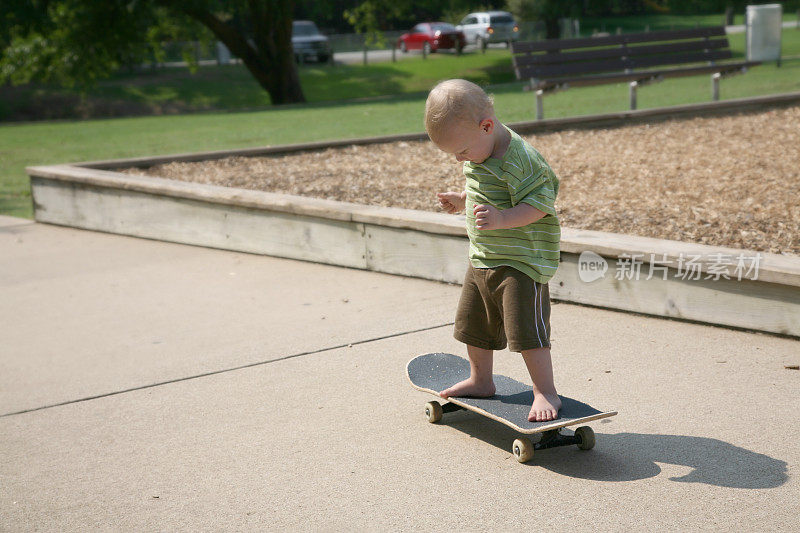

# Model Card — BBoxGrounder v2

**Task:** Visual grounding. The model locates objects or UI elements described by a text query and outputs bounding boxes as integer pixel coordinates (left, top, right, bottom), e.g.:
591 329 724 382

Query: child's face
435 118 496 164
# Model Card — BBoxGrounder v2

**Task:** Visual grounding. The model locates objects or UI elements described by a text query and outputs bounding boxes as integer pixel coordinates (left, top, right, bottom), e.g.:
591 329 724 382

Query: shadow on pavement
443 414 788 489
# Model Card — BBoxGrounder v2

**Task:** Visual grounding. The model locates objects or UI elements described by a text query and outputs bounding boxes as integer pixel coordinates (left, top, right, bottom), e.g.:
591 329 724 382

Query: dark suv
292 21 331 63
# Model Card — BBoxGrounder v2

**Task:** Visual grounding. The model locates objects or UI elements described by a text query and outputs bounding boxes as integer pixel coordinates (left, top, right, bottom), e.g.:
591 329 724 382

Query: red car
398 22 466 54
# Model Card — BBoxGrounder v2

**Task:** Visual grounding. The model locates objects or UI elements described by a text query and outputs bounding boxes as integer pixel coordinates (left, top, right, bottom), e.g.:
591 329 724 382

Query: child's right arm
436 191 466 214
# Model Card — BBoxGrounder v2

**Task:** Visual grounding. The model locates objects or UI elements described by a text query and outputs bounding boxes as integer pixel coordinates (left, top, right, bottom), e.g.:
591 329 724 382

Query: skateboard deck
407 352 617 461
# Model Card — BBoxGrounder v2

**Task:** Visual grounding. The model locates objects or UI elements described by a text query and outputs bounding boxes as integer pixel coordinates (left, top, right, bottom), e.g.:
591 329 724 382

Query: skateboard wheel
575 426 595 450
512 438 534 463
424 401 443 423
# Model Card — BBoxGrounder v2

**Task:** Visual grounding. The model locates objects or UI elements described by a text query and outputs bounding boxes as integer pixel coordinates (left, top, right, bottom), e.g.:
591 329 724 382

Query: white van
457 11 520 49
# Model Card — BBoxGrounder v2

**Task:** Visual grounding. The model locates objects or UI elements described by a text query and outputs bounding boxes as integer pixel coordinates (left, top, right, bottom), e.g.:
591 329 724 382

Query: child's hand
437 191 466 214
474 204 505 230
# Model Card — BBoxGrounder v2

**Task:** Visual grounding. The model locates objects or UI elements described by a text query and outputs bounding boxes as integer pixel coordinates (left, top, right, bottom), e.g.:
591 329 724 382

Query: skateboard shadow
444 415 788 489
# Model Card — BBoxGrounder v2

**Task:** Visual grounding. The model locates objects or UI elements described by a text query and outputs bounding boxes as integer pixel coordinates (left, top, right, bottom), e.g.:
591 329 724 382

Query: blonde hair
424 79 494 144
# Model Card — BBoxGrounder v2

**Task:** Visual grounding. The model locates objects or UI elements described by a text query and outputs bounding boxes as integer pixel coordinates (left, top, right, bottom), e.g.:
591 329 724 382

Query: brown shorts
454 264 551 352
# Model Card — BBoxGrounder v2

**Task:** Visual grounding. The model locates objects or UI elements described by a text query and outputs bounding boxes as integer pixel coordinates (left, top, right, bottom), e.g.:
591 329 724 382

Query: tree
506 0 583 39
343 0 409 48
0 0 305 105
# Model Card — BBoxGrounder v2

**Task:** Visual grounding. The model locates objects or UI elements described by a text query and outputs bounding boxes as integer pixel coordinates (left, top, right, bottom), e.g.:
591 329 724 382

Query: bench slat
631 49 733 69
518 49 733 79
529 61 756 90
511 26 726 54
512 38 729 68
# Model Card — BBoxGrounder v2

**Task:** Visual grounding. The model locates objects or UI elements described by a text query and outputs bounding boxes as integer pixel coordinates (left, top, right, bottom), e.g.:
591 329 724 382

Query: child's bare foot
528 392 561 422
439 378 496 399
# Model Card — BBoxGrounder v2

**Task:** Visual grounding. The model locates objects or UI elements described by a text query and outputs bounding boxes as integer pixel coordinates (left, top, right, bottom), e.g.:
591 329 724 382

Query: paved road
333 43 504 65
2 216 798 530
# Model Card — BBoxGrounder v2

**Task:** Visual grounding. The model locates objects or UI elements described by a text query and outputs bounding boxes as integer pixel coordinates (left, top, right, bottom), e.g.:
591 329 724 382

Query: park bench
510 26 760 119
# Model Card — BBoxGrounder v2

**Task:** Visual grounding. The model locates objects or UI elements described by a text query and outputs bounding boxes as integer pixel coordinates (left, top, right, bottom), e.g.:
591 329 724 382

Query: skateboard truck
424 400 596 463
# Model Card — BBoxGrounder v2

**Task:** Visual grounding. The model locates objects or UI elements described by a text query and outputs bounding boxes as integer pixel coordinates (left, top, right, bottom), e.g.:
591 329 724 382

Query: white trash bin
746 4 782 64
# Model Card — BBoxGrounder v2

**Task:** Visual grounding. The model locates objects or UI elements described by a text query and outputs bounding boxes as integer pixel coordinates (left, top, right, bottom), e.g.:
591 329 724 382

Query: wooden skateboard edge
406 357 618 435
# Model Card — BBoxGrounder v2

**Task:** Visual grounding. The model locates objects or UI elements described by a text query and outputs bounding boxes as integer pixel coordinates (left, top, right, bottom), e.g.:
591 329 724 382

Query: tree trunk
544 17 560 39
724 5 735 26
245 0 305 104
175 1 306 105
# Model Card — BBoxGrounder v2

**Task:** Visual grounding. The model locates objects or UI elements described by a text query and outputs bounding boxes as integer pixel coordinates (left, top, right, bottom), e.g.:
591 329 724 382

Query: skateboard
407 352 617 463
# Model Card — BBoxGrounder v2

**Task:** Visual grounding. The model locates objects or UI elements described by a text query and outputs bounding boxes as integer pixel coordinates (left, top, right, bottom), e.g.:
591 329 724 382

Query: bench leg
711 72 721 101
629 81 638 110
536 90 544 120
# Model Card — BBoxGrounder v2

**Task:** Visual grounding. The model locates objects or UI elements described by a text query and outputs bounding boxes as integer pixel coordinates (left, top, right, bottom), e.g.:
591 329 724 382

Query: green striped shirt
463 127 560 283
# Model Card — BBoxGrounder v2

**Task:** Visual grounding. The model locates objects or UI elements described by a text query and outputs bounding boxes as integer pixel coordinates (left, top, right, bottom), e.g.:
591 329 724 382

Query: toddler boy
424 79 561 422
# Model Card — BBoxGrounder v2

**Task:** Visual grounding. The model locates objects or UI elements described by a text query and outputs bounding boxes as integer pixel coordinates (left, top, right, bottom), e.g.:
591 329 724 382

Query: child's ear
480 118 494 134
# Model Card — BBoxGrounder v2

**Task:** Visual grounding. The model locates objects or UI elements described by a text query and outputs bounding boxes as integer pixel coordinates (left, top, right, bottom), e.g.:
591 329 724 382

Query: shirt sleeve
499 145 558 217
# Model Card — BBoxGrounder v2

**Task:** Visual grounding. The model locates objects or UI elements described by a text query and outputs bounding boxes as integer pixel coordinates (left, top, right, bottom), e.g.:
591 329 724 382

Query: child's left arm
473 203 545 231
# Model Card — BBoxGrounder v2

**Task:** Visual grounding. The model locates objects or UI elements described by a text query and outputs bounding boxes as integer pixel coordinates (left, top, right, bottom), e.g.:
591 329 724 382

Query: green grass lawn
0 50 516 121
2 16 800 219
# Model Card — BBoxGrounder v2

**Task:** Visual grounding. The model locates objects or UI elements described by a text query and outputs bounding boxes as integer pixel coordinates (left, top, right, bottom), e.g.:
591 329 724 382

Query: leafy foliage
0 1 212 88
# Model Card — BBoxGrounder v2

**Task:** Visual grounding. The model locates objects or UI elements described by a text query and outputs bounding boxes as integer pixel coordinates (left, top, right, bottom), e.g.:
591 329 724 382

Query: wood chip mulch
120 106 800 256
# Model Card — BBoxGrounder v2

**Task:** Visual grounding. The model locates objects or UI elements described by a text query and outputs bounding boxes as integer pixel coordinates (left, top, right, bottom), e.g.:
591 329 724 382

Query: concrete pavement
1 216 798 530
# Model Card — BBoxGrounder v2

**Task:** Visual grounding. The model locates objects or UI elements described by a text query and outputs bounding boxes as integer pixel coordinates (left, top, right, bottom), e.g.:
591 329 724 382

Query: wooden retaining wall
27 165 800 337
